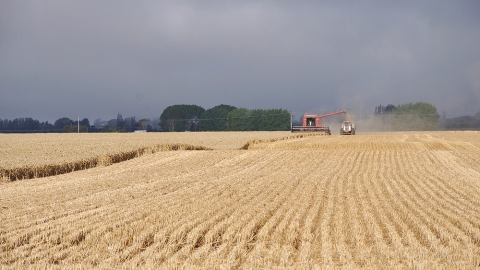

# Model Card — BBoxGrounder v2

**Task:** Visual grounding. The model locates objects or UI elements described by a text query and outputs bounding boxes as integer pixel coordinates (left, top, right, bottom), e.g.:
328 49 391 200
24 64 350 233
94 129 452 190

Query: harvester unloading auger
291 110 356 135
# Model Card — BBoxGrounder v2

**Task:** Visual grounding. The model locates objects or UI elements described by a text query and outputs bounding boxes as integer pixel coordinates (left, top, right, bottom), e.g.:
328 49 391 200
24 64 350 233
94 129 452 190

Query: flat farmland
0 131 300 167
0 132 300 180
1 131 480 268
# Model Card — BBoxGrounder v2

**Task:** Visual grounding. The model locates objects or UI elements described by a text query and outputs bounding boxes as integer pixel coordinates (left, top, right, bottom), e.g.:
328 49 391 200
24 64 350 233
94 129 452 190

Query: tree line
374 102 440 131
159 104 291 132
0 114 139 133
0 118 57 133
5 101 474 133
0 117 92 133
0 104 291 133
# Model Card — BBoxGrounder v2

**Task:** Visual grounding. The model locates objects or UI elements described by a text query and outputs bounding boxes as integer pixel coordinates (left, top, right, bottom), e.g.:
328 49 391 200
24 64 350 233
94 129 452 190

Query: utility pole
78 116 80 133
290 112 293 131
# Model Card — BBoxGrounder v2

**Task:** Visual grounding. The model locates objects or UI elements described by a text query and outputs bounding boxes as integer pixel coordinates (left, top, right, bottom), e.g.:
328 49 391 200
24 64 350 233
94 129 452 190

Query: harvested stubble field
1 131 480 269
0 132 298 180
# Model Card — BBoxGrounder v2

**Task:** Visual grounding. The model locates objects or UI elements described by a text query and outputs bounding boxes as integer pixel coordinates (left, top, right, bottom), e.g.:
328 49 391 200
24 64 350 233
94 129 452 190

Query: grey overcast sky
1 1 480 122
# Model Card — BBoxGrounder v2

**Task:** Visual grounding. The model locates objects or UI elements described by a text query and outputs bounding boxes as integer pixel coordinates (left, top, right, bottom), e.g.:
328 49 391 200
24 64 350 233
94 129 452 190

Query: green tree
227 108 249 131
116 113 125 130
62 125 88 133
263 109 291 131
392 102 440 131
102 125 112 132
24 117 40 130
374 104 395 115
54 117 73 129
79 118 90 126
160 104 205 132
138 118 150 130
249 109 264 131
227 108 290 131
200 104 237 131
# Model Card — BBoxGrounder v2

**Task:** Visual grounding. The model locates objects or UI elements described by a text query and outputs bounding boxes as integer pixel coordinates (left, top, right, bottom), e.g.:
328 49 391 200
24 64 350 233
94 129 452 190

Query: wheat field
0 132 312 181
1 131 480 268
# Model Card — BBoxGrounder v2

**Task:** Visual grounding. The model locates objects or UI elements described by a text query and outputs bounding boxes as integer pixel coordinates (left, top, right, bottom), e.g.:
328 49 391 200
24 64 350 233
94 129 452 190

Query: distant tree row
159 104 291 132
4 101 464 133
226 108 291 131
392 102 439 131
160 105 206 132
374 102 440 131
0 117 91 133
92 114 158 133
0 114 147 133
200 105 237 131
374 104 396 115
441 111 480 130
0 118 56 132
95 113 141 132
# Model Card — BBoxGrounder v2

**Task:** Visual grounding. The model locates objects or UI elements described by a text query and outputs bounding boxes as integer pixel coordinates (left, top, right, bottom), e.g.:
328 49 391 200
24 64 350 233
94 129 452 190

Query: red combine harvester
291 110 355 135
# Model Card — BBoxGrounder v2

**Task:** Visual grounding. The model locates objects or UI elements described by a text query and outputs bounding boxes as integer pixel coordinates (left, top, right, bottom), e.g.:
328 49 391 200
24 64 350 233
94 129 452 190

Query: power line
160 111 475 123
163 112 290 122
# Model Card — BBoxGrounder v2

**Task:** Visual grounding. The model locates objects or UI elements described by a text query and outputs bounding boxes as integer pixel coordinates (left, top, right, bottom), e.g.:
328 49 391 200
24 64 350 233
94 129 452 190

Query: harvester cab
306 117 315 126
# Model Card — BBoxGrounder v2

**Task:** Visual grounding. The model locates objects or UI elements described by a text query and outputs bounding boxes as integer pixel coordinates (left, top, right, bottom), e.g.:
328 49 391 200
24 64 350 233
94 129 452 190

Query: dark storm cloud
1 1 479 122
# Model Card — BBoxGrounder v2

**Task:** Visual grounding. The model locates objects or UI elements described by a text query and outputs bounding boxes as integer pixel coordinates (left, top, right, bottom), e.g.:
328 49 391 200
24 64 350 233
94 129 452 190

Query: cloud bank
1 1 479 122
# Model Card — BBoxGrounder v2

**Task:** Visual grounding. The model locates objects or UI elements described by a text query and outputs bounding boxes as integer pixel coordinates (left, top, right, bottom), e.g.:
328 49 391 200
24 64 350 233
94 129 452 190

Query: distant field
0 132 311 180
1 131 480 268
0 132 295 167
